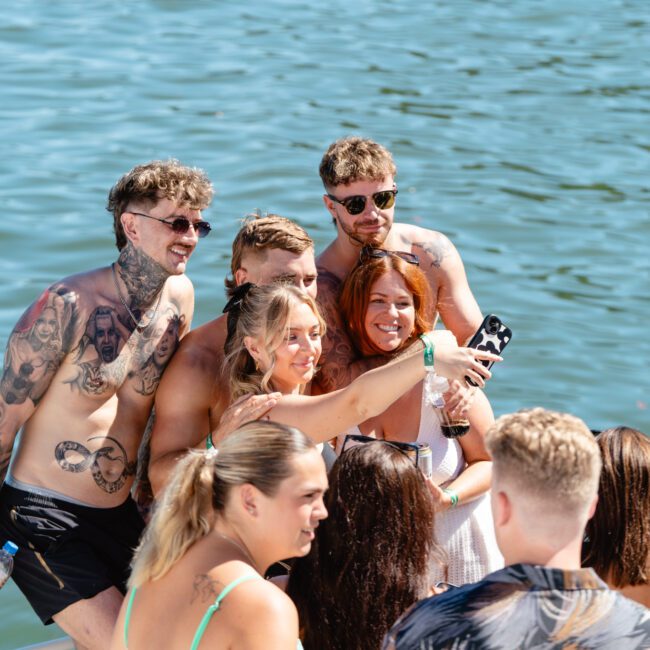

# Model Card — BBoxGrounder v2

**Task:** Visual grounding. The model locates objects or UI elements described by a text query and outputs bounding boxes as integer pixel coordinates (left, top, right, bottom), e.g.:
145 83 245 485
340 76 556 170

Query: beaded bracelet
419 333 435 370
442 488 459 508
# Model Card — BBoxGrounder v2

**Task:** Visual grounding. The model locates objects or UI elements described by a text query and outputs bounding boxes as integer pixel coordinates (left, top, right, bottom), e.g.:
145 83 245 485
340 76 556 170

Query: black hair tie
223 282 256 345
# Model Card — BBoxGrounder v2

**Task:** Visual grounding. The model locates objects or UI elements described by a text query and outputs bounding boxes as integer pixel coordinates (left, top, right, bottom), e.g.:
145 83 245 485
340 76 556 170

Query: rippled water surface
1 1 648 646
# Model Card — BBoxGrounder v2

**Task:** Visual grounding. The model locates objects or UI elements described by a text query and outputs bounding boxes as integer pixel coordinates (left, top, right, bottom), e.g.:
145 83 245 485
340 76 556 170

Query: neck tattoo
111 263 163 332
214 530 257 569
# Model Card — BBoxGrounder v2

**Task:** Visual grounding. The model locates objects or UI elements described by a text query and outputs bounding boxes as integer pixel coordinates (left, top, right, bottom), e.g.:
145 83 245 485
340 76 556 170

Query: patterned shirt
383 563 650 650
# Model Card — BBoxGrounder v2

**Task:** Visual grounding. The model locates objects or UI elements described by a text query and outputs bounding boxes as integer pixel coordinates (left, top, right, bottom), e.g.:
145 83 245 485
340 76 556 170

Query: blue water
1 1 648 646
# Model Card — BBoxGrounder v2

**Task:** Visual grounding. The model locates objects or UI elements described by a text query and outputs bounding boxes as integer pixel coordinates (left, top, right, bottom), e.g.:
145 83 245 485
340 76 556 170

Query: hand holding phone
465 314 512 387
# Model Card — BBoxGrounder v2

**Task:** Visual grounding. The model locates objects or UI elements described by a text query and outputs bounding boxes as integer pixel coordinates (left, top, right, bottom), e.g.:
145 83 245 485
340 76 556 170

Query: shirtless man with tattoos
0 160 213 649
148 214 324 497
315 136 484 404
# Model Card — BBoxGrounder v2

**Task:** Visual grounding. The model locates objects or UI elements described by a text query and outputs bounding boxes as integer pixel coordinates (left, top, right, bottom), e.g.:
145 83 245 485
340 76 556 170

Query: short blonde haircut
225 214 314 298
486 408 601 515
319 136 397 189
106 159 213 250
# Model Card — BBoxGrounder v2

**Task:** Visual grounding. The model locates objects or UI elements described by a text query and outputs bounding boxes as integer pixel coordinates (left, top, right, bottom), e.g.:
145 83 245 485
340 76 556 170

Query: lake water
1 1 648 646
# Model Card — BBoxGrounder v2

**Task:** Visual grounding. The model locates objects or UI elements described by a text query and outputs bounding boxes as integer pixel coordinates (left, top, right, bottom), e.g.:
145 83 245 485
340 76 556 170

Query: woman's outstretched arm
266 337 500 443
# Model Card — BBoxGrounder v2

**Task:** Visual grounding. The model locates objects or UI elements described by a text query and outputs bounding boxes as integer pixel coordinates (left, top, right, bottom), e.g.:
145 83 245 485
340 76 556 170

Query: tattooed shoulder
1 286 80 406
412 235 453 269
191 574 225 604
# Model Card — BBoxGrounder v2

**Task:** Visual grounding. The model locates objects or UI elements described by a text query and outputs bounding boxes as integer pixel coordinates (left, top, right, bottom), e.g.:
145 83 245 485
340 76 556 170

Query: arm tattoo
412 237 452 269
55 435 136 493
191 574 225 604
0 286 78 406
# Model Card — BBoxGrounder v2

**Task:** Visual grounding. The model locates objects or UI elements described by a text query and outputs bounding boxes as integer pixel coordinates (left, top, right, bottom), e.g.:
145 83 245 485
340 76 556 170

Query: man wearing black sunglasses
315 136 484 399
0 159 212 648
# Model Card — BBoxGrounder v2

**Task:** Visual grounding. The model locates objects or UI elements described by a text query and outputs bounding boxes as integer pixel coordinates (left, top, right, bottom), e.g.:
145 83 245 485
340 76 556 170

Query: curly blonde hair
106 159 213 250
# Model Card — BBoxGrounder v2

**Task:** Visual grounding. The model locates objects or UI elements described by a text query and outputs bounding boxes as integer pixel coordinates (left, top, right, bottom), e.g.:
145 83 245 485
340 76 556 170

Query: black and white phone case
465 314 512 386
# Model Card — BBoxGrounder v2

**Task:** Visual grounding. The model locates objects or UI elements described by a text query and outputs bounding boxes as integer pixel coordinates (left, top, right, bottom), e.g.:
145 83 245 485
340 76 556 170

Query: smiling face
255 301 323 394
257 448 328 559
323 176 396 247
125 197 205 276
363 269 416 353
32 307 58 346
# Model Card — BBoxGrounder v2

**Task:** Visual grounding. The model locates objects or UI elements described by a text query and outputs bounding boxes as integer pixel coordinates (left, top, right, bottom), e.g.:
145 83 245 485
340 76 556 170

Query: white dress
337 386 503 587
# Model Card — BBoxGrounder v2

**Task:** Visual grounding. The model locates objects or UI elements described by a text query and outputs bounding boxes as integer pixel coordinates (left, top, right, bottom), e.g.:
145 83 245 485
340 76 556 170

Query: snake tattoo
54 435 136 493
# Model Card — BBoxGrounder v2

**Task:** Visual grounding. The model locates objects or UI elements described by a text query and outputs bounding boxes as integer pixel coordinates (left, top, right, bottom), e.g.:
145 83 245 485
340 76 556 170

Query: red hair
339 256 432 356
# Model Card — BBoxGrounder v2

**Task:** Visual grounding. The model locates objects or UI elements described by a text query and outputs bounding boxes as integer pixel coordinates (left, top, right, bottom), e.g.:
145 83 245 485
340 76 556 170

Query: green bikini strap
123 587 138 647
190 574 259 650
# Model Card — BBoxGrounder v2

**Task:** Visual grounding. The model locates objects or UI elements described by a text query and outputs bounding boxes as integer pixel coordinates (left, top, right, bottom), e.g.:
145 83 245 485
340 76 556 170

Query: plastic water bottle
0 540 18 589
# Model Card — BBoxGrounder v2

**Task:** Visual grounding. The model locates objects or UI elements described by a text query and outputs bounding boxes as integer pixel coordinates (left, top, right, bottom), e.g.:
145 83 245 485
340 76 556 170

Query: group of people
0 137 647 649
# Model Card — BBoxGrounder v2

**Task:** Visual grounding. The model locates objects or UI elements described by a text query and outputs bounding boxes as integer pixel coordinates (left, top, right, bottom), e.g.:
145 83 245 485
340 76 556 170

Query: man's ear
322 194 338 219
121 212 139 246
494 490 512 528
586 492 599 520
234 268 248 286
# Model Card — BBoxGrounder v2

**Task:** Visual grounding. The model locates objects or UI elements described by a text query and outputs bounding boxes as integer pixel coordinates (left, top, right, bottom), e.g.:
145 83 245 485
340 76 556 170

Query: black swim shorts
0 483 145 624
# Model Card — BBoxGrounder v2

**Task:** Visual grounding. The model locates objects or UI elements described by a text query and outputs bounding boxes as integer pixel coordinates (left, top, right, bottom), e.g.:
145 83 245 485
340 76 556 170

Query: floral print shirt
383 563 650 650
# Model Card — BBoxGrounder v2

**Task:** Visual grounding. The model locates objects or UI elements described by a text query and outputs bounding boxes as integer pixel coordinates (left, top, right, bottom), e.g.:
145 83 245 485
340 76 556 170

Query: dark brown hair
582 426 650 587
339 255 432 357
287 442 437 650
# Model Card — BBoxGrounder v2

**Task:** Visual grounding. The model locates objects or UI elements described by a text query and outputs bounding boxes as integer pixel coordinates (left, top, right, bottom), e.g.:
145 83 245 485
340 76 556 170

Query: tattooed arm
312 269 384 395
412 232 483 346
0 286 78 481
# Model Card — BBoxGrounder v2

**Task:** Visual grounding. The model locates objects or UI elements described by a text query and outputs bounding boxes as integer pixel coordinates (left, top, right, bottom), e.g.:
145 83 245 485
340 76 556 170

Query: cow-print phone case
465 314 512 387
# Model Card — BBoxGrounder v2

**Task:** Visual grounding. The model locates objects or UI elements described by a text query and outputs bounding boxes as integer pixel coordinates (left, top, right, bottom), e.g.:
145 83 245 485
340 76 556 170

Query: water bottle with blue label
0 540 18 589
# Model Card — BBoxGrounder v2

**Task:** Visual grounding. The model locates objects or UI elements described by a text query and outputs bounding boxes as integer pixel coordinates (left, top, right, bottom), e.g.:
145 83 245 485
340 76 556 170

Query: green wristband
206 432 214 450
419 334 435 369
442 488 459 508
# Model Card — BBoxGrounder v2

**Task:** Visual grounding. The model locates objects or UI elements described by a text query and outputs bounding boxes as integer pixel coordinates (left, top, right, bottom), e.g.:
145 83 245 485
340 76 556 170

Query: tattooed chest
63 304 182 397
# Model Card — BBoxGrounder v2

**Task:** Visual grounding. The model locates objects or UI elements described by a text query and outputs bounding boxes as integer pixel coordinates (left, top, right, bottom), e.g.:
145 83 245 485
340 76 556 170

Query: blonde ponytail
129 421 316 588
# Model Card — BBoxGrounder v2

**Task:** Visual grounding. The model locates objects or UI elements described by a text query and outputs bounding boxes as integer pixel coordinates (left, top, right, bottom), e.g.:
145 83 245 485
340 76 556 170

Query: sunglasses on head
327 189 398 216
360 246 419 266
130 211 212 238
341 434 420 467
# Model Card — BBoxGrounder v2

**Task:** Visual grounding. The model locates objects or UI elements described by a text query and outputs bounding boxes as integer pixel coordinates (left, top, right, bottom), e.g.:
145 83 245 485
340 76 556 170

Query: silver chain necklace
111 263 163 332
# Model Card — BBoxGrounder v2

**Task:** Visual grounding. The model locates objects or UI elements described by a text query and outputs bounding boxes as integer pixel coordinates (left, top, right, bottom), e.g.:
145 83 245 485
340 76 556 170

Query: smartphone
465 314 512 387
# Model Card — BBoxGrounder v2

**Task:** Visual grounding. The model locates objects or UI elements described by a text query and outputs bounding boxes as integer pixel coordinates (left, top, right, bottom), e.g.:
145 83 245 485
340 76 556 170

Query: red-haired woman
338 250 503 586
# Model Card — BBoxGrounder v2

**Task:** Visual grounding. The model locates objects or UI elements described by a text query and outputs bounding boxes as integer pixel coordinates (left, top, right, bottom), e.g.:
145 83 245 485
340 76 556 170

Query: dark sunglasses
360 246 419 266
130 212 212 238
341 434 419 466
327 189 398 216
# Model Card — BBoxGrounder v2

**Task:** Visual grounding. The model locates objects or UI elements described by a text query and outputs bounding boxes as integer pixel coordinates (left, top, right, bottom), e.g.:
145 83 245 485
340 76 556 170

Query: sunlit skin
236 249 318 300
364 270 416 354
324 177 396 247
254 448 329 562
127 198 205 276
248 302 322 395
